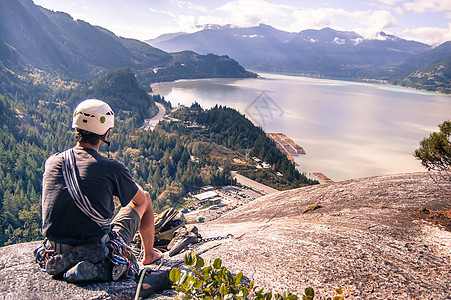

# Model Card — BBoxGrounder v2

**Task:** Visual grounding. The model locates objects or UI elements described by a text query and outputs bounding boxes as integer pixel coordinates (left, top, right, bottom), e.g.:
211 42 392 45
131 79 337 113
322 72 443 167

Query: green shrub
169 251 344 300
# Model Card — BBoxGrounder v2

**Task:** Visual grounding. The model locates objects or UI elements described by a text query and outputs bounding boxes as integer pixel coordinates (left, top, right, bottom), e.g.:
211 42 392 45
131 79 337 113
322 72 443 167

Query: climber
40 99 162 282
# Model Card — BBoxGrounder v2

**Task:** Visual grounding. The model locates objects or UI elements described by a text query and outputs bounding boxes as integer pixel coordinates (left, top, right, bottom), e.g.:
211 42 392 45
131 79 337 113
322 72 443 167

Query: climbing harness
33 238 55 271
107 232 140 281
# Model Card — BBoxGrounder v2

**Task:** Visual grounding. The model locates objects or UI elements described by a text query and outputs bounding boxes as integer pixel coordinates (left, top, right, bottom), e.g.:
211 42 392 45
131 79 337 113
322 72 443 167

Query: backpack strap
61 148 110 229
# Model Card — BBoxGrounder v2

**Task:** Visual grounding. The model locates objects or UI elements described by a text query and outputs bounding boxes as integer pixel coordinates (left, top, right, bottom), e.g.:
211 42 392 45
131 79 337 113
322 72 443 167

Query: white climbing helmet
72 99 114 135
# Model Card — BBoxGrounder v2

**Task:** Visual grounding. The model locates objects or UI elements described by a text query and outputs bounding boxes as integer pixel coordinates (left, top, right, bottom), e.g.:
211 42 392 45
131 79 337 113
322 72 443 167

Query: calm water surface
153 73 451 181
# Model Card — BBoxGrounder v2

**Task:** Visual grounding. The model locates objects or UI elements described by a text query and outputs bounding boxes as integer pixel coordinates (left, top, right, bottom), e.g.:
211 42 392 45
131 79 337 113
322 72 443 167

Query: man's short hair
75 129 100 145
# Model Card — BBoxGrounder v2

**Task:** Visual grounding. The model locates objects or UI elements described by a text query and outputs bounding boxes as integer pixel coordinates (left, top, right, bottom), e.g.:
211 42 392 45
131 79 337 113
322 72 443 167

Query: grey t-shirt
41 146 138 246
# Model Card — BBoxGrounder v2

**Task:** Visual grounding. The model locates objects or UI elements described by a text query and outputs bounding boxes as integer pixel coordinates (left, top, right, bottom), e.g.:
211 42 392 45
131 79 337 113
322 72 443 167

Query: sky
32 0 451 45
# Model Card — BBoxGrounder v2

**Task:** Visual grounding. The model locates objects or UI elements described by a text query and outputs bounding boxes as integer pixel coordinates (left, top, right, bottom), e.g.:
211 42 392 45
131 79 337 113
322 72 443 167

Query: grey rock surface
195 172 451 299
1 172 450 299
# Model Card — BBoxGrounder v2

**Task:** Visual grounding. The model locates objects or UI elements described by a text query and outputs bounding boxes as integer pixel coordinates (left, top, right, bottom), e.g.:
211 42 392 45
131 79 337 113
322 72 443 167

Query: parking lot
184 186 262 223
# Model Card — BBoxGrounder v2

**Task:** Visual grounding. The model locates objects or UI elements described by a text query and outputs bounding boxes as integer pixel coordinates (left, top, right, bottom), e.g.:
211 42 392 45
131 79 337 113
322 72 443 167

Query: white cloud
355 10 398 38
216 0 287 27
176 15 199 31
404 0 451 13
290 8 340 30
197 15 229 27
393 6 405 14
172 0 207 12
373 0 405 15
377 0 404 5
352 37 364 45
148 7 177 18
401 23 451 45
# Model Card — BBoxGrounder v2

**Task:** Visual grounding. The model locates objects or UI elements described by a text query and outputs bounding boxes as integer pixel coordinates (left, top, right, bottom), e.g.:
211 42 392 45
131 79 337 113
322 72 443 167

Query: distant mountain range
0 0 256 88
0 0 449 93
147 24 451 92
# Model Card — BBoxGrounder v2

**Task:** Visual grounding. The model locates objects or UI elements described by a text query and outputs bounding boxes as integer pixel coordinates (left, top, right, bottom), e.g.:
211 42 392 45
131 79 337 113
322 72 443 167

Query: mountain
395 54 451 93
392 41 451 76
0 0 256 86
147 24 299 72
147 24 432 79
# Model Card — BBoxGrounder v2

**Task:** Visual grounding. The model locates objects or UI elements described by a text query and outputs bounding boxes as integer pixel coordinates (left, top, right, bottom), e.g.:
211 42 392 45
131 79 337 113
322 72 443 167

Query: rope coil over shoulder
61 148 110 229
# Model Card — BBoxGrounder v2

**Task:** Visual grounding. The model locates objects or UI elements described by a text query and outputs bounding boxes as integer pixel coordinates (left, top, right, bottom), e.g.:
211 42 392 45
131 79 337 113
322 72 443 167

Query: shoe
45 243 109 276
64 261 99 283
67 243 109 264
139 269 172 298
167 226 199 257
46 254 67 276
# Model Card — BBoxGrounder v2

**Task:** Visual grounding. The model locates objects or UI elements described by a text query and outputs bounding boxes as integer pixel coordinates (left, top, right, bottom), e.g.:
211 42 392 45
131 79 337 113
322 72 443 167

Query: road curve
140 102 165 130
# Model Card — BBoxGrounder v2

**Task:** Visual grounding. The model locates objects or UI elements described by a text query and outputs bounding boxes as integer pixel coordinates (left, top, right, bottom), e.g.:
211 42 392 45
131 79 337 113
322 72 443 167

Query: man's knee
130 191 152 218
143 191 153 211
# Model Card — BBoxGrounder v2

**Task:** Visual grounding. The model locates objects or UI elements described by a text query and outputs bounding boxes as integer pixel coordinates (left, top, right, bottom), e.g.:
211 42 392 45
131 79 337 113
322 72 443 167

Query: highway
140 102 165 130
231 172 279 195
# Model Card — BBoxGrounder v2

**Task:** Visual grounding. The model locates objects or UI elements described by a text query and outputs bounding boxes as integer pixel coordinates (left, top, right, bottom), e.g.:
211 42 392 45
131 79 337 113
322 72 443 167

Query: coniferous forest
0 67 317 247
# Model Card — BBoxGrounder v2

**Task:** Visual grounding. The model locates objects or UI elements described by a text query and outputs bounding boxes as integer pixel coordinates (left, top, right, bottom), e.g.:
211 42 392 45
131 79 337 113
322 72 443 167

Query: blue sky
33 0 451 45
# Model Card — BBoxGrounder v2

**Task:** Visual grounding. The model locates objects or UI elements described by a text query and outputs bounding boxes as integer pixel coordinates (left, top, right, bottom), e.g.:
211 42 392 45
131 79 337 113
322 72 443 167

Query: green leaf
187 272 195 280
213 258 222 269
249 281 254 290
304 287 314 297
195 255 205 268
180 272 188 285
226 270 234 283
234 272 243 286
287 295 298 300
240 287 249 297
206 281 215 289
220 283 228 296
193 278 202 288
169 268 181 282
202 266 212 275
184 250 196 266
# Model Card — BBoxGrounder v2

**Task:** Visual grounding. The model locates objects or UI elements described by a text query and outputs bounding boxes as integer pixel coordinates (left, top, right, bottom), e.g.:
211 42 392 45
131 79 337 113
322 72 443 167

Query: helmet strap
99 136 111 158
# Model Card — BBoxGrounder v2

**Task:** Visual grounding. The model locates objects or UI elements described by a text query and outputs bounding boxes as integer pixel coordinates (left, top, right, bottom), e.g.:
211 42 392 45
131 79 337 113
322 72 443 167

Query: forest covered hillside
394 54 451 94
